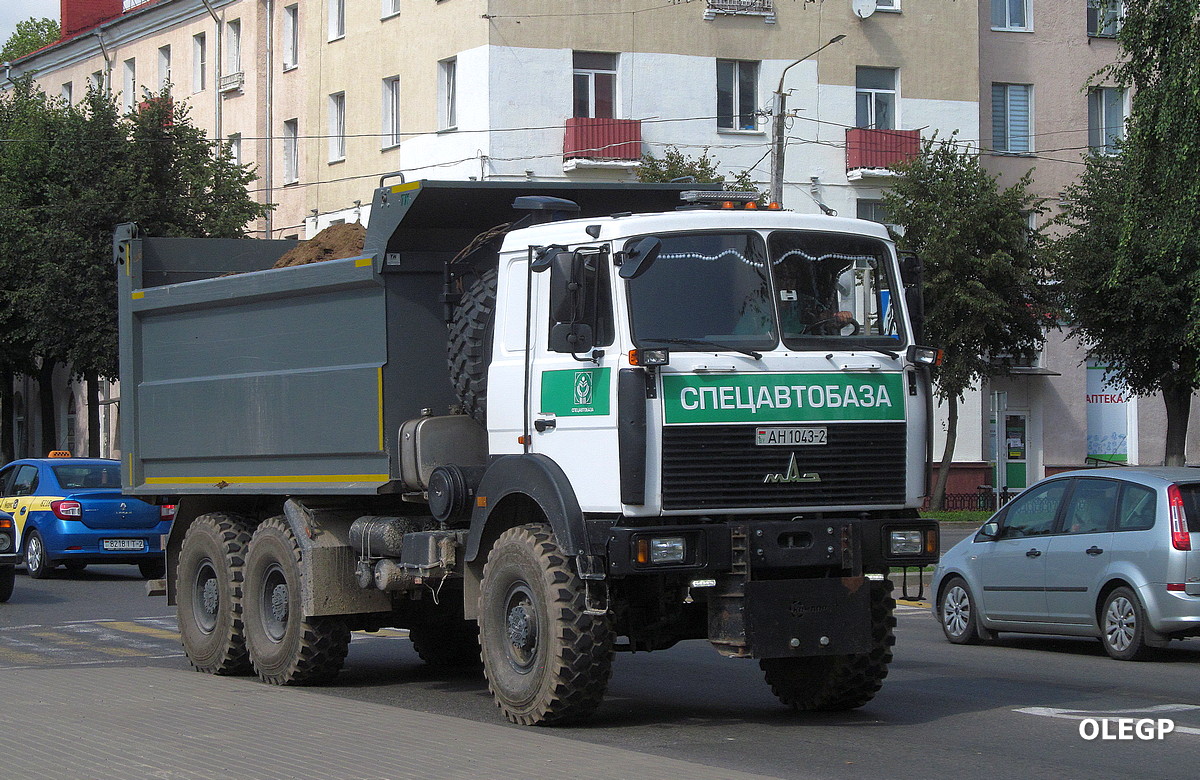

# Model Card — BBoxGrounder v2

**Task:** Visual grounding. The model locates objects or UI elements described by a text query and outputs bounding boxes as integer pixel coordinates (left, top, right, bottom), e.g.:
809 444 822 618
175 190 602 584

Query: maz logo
763 453 821 484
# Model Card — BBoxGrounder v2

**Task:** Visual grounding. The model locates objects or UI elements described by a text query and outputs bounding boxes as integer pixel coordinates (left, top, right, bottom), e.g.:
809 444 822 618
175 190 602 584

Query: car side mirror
977 521 1000 540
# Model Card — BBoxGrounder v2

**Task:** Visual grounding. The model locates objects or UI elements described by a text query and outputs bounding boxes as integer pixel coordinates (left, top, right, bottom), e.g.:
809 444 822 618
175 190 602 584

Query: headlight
0 534 11 553
889 530 924 555
634 536 687 565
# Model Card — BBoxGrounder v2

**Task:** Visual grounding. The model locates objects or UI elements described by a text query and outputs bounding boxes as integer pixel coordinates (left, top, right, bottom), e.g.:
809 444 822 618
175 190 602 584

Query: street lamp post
770 34 845 206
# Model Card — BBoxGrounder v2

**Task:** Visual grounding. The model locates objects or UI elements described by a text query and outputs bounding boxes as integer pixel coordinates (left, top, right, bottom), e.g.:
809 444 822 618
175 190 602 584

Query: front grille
661 423 907 510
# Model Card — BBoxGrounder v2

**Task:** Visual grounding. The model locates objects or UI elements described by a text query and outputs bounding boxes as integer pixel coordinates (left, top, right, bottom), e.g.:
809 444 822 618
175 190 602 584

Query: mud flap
744 577 872 658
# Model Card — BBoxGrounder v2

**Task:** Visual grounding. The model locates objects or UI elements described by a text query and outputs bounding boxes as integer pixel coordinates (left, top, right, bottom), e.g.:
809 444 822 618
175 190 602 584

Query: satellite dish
852 0 877 19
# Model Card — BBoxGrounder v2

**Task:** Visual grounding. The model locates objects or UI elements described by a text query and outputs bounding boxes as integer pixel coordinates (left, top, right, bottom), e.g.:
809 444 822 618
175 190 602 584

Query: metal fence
929 490 1016 512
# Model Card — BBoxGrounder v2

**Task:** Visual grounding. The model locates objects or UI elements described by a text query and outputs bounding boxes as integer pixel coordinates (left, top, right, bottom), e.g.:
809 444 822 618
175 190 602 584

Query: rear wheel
243 516 350 685
938 577 983 645
24 530 53 579
1101 586 1148 661
0 565 14 602
478 523 613 725
761 579 896 711
138 558 166 579
176 513 254 675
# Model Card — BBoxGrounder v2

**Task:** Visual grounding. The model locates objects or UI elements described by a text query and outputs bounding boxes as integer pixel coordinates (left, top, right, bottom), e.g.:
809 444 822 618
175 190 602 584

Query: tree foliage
636 146 758 193
0 78 270 456
1049 0 1200 465
0 17 60 62
882 135 1049 505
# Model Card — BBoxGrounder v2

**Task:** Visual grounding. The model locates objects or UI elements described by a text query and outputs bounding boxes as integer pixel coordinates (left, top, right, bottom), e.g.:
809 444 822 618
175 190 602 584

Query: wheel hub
270 583 289 623
261 563 290 642
202 578 219 615
192 560 220 634
502 585 538 671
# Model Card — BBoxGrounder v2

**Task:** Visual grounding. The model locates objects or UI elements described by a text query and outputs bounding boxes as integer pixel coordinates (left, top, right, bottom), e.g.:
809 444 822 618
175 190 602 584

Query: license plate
102 538 146 551
756 426 828 446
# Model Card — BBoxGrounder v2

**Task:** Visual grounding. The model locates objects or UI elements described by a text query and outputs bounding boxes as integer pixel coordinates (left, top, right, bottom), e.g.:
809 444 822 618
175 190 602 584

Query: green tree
882 136 1049 508
1050 0 1200 465
636 146 758 193
0 79 270 457
1 18 60 62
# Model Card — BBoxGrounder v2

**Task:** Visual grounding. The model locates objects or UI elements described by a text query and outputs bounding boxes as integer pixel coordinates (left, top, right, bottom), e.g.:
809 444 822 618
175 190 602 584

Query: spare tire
447 268 497 424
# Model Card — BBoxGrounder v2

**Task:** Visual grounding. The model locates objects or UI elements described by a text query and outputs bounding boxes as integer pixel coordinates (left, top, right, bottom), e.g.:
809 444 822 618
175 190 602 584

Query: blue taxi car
0 455 174 579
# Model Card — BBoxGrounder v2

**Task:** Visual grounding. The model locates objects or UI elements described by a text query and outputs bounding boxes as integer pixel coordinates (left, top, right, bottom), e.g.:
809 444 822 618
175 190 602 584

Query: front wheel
243 517 350 685
1101 586 1149 661
478 523 614 725
761 579 896 711
0 565 14 602
24 530 53 579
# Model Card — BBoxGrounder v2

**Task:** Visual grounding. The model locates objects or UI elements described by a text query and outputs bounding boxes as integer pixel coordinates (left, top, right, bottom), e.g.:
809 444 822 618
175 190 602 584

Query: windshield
769 231 902 349
626 232 777 350
626 230 903 351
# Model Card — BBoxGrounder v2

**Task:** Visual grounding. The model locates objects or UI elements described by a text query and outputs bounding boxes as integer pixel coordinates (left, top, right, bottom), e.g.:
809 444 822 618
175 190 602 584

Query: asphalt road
3 559 1198 780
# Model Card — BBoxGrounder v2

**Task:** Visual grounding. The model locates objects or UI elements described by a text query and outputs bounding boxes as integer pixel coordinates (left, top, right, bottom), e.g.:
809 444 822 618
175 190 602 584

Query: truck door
528 246 622 513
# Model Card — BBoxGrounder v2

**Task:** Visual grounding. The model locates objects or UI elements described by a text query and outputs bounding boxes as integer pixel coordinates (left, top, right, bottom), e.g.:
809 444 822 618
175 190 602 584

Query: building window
382 76 401 148
227 19 242 73
992 83 1032 154
123 58 136 112
856 67 897 130
439 58 457 130
716 59 758 131
228 133 242 167
328 92 346 162
283 119 299 183
61 82 73 104
876 0 899 9
573 52 616 119
1088 87 1125 154
193 33 207 91
90 71 105 91
991 0 1030 31
329 0 345 41
1087 0 1121 38
283 5 299 69
158 45 171 91
382 0 401 18
856 199 890 224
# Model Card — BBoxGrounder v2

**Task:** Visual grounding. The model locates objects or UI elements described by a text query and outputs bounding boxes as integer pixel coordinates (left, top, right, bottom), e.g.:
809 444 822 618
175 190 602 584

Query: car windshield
53 464 121 489
626 230 903 351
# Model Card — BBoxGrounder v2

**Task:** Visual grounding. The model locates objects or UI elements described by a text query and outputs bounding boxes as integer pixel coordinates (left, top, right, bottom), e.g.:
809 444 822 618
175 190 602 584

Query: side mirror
618 237 662 280
549 251 582 322
549 323 594 353
977 521 1000 540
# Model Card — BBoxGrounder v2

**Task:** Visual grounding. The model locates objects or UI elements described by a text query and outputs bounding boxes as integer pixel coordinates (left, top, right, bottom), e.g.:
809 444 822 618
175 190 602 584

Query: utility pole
770 34 845 206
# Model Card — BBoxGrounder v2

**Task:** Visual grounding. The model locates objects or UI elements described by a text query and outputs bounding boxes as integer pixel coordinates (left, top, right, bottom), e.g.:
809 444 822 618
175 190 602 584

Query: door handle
1086 546 1104 556
533 418 556 433
1025 548 1042 558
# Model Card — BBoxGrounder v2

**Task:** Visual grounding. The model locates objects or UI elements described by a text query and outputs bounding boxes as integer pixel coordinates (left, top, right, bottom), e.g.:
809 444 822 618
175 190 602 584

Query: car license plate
102 538 146 551
756 426 827 446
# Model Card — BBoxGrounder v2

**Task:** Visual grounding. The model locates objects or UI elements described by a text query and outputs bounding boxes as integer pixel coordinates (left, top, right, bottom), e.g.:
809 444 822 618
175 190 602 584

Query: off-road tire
760 579 897 711
478 523 614 725
409 620 482 669
0 565 14 602
176 512 255 675
447 267 497 424
243 516 350 685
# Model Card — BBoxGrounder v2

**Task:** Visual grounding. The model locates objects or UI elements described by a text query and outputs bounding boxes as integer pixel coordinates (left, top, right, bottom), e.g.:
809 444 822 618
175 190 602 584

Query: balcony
845 128 921 179
563 117 642 171
218 71 245 94
704 0 776 23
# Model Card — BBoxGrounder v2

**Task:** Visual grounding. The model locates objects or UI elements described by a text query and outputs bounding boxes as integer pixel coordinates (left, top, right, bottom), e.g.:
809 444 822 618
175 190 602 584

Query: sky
1 0 61 53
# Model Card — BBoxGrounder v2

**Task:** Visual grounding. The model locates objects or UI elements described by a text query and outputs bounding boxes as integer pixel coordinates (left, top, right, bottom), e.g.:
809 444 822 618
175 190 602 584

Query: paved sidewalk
0 665 786 780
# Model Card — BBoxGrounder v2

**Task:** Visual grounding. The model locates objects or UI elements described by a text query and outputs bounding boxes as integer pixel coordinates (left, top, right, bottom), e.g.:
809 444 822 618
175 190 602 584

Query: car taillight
160 504 178 520
51 500 83 520
1167 484 1191 551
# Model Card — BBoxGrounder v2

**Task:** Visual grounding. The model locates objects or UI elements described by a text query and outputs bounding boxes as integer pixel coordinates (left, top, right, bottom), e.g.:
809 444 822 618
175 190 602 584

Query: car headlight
634 535 687 565
0 534 10 553
889 530 924 555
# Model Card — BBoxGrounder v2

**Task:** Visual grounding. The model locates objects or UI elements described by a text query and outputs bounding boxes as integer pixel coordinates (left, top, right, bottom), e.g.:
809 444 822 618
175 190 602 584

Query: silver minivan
932 468 1200 659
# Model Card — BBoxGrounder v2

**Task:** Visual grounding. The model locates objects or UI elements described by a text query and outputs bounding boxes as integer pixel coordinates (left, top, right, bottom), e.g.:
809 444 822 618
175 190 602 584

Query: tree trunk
86 371 101 457
37 360 58 456
1162 385 1191 466
0 366 13 464
930 395 959 511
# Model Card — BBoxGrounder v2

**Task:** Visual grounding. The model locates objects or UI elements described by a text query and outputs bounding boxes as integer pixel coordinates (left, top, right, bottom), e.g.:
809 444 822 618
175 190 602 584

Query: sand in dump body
273 222 366 268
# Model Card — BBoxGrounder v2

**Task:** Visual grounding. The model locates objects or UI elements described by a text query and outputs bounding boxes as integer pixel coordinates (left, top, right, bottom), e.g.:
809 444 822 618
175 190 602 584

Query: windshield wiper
642 337 763 360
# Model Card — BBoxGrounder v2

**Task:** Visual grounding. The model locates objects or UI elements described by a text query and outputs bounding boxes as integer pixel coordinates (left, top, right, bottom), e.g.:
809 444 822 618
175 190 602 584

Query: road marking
1016 705 1200 736
30 630 145 657
101 621 180 641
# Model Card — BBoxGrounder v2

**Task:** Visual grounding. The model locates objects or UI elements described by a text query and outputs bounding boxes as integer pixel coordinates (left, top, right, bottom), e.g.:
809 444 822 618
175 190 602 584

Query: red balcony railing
564 117 642 161
845 128 921 172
